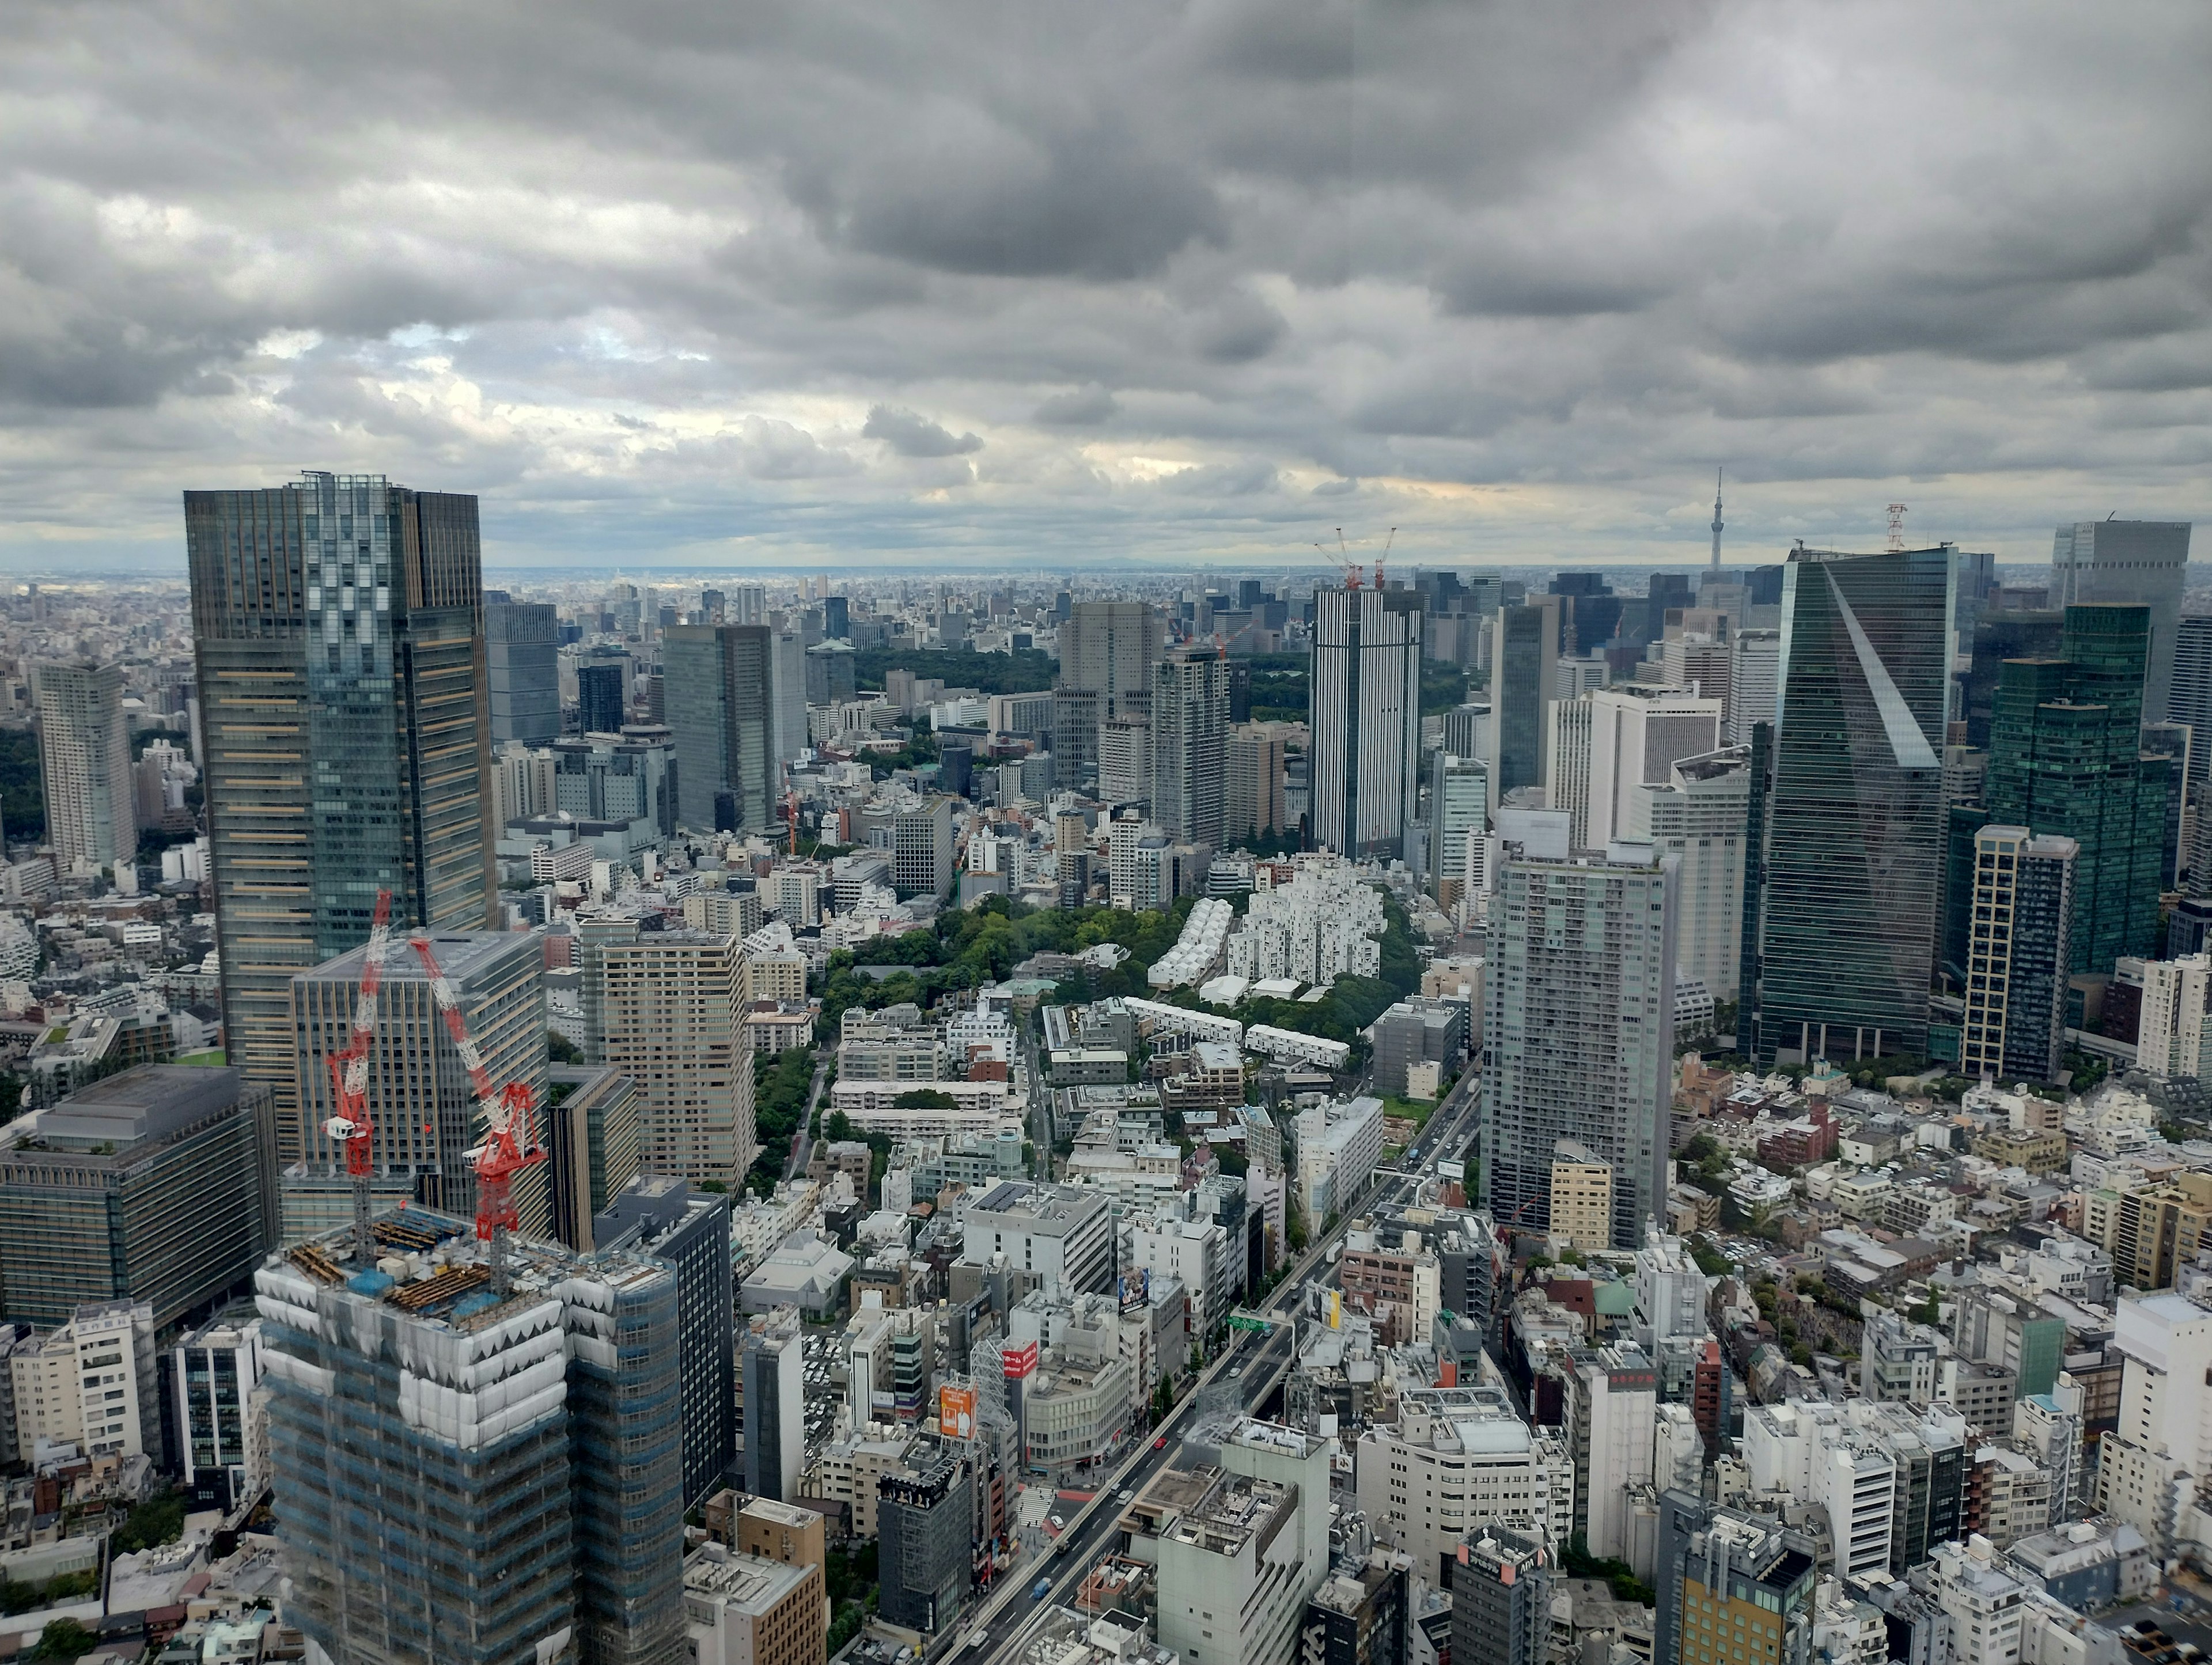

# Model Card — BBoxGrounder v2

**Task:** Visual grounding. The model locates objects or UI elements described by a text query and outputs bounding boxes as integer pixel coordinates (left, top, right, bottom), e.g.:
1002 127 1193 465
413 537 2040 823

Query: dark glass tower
484 600 560 744
1983 604 2167 977
1748 544 1952 1065
577 659 627 735
1487 600 1556 801
185 472 495 1160
662 623 777 833
1310 584 1424 858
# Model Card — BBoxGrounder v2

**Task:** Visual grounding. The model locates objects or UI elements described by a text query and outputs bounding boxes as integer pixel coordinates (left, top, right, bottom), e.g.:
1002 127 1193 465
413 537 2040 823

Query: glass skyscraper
1748 544 1952 1066
483 600 560 745
1309 583 1424 858
1982 604 2168 977
184 472 495 1161
662 623 777 833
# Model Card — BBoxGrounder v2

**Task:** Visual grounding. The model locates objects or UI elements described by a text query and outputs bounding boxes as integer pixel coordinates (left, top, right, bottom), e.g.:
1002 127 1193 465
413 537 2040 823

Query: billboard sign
1002 1340 1039 1380
940 1385 976 1440
1118 1269 1150 1314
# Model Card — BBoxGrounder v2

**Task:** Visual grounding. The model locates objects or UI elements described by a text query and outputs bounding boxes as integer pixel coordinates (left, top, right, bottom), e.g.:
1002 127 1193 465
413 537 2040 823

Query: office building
1747 545 1952 1065
878 1452 974 1633
1543 697 1593 849
1488 599 1560 806
683 1541 827 1665
1548 1140 1613 1254
1351 1387 1574 1584
32 660 135 874
1653 1495 1817 1665
741 1307 806 1504
539 1064 643 1242
1623 746 1751 1001
596 1174 737 1506
174 1309 266 1512
1226 724 1287 845
2172 615 2212 791
1586 684 1724 849
1304 1546 1410 1665
9 1300 159 1464
2051 520 2192 720
1485 844 1676 1247
893 796 957 898
599 927 756 1189
0 1065 277 1329
294 930 550 1237
1100 717 1152 807
961 1181 1115 1296
1310 584 1425 859
665 623 778 833
554 727 679 844
256 1209 684 1665
2136 954 2212 1079
1427 752 1487 898
484 600 561 745
1451 1525 1551 1665
770 625 810 766
185 472 496 1141
1983 605 2168 977
1729 628 1781 745
1152 650 1230 847
1052 685 1101 790
1959 827 2077 1084
1060 602 1165 718
577 657 630 736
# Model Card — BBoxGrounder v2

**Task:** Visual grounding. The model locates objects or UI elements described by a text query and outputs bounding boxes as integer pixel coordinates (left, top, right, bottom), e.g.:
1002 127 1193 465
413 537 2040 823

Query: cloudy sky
2 0 2208 574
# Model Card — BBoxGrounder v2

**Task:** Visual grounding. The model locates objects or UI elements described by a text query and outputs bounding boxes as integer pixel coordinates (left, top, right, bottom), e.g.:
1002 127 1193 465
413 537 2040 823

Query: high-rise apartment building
0 1065 277 1328
484 600 561 744
541 1063 644 1251
665 623 778 833
32 661 135 874
9 1301 159 1465
257 1211 684 1665
2051 519 2192 720
1225 725 1287 845
2133 954 2212 1080
294 931 549 1231
1150 650 1229 847
1586 684 1725 849
1984 604 2168 977
1059 602 1165 718
1485 844 1677 1247
1488 599 1559 807
1747 545 1952 1065
1099 717 1152 808
595 1174 736 1506
184 472 496 1133
1959 826 2077 1084
1623 747 1752 1001
1543 697 1593 849
1310 585 1425 859
599 927 756 1188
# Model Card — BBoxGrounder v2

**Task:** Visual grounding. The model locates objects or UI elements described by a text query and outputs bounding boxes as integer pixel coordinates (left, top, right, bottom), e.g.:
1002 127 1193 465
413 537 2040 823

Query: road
783 1056 830 1183
952 1062 1486 1665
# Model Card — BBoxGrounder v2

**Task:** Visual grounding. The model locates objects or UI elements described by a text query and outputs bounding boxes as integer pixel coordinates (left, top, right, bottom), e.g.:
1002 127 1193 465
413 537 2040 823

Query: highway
950 1063 1486 1665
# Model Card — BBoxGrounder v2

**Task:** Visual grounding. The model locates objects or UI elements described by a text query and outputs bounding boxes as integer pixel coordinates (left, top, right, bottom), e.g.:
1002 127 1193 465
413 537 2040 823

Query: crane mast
321 890 393 1265
408 934 547 1295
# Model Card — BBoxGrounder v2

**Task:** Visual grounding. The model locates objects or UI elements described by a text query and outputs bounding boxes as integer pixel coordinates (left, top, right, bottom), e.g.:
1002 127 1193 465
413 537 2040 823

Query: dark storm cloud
0 0 2208 570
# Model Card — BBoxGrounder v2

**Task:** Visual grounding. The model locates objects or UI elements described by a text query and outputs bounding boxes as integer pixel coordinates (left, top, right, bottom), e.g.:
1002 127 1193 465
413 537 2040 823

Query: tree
32 1619 97 1661
547 1030 581 1065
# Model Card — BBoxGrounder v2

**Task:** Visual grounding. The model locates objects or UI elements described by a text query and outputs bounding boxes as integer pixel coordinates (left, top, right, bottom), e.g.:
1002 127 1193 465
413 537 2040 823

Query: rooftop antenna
1887 503 1908 552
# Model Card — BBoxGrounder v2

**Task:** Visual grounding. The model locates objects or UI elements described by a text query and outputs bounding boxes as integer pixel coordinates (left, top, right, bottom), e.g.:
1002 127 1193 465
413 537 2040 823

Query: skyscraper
1452 1524 1551 1665
1484 843 1677 1247
1746 545 1952 1065
597 927 756 1189
664 623 778 833
1059 601 1165 718
1225 724 1287 846
1543 697 1593 849
576 659 627 734
256 1210 684 1665
484 600 560 745
740 1308 805 1503
184 471 495 1141
1427 754 1488 894
1623 746 1752 1002
1983 604 2166 977
1487 598 1559 807
293 931 550 1228
1959 826 2076 1084
1310 583 1424 859
2171 615 2212 791
1150 649 1229 847
2051 519 2193 720
31 660 135 875
1586 684 1724 848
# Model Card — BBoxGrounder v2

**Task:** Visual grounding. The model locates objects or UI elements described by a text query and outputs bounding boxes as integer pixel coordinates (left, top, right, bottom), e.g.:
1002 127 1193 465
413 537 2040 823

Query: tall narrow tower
1709 469 1725 574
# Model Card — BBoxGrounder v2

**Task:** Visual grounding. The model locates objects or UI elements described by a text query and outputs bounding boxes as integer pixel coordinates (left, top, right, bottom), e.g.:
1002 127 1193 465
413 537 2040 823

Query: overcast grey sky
2 0 2207 572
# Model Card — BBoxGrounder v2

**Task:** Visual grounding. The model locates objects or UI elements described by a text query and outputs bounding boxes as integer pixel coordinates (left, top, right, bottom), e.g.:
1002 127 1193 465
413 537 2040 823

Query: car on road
1154 1435 1167 1450
1118 1489 1134 1502
1032 1577 1052 1601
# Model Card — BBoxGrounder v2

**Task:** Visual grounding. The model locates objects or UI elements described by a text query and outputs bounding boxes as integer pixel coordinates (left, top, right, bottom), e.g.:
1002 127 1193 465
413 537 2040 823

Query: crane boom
322 890 393 1265
408 933 545 1294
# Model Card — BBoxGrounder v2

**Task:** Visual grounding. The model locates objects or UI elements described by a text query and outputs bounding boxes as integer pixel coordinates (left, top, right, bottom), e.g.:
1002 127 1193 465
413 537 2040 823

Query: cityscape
4 5 2212 1665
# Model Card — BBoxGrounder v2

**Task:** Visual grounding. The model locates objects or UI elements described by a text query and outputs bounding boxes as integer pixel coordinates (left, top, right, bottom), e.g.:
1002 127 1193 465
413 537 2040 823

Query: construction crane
1887 503 1908 552
1311 526 1397 590
408 933 546 1295
321 889 393 1266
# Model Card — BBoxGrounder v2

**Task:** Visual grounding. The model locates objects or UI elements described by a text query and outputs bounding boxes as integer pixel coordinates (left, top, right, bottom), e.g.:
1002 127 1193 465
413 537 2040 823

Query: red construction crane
409 932 546 1294
322 889 394 1265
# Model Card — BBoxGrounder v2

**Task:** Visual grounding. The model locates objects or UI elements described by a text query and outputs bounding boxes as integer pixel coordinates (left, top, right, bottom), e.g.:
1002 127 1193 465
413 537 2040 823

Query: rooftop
1 1063 254 1160
683 1543 814 1614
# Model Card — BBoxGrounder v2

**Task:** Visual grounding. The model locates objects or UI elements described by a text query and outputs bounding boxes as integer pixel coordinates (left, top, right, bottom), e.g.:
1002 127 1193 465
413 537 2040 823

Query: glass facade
662 624 777 833
1309 585 1423 858
484 601 560 745
185 472 493 1159
1750 545 1952 1065
1490 601 1555 801
1983 604 2166 976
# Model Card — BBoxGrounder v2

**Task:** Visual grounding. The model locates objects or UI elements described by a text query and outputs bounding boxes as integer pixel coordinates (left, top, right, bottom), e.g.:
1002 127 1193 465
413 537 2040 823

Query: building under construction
255 1205 684 1665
